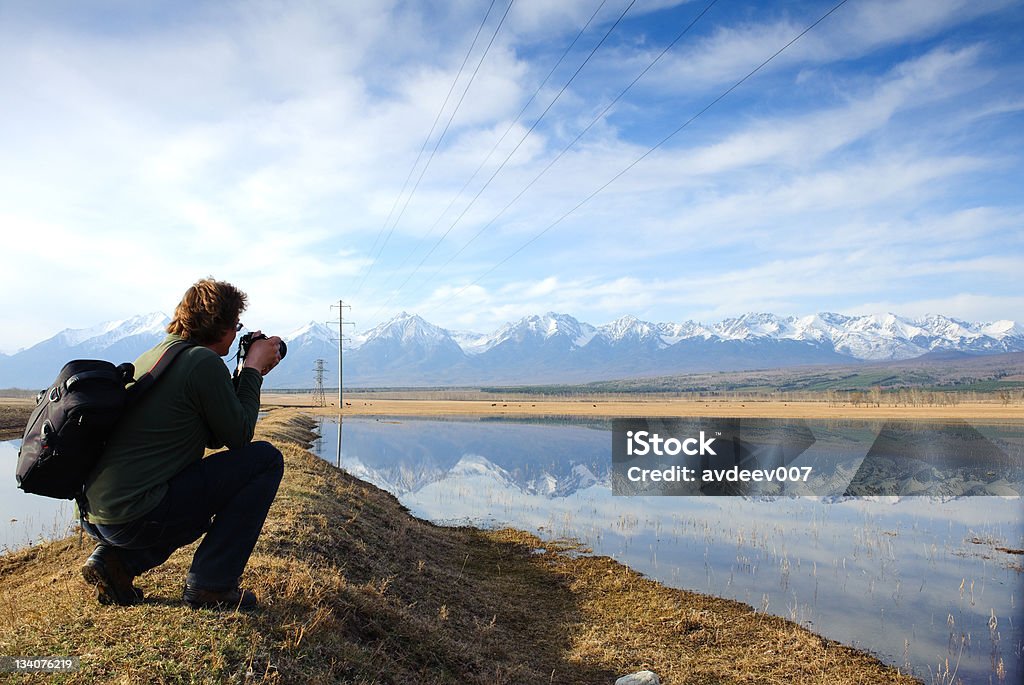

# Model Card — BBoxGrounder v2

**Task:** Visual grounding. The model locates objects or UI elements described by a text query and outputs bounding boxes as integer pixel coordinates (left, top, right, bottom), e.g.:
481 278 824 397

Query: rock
615 671 661 685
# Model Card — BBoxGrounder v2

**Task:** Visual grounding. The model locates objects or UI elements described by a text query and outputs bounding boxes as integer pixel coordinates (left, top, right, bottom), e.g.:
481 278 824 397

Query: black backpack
15 341 193 505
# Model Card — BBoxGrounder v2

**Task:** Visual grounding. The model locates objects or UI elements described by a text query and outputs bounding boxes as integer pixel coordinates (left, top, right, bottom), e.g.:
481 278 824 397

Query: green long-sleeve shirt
83 334 263 525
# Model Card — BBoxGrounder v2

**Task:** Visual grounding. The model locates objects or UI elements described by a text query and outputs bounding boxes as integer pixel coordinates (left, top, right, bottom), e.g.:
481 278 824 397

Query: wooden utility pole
329 301 354 410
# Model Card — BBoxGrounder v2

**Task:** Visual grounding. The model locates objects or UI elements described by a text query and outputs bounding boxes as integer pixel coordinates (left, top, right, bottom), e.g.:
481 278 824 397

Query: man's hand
242 331 283 376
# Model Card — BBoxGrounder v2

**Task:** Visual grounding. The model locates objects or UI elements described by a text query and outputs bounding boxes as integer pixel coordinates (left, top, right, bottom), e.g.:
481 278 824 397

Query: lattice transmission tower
312 359 327 407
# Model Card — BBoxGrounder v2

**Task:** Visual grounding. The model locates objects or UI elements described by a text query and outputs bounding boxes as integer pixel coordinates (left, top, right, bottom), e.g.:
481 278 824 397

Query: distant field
473 353 1024 398
261 394 1024 421
258 352 1024 404
5 395 1022 441
0 397 33 440
4 349 1022 440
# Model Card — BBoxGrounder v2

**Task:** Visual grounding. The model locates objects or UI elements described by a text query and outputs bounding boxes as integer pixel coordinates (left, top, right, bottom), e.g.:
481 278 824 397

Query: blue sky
1 0 1021 352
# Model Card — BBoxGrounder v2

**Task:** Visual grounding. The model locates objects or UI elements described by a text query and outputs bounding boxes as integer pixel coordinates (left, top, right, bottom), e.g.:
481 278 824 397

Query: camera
237 331 286 362
237 332 287 362
234 332 287 381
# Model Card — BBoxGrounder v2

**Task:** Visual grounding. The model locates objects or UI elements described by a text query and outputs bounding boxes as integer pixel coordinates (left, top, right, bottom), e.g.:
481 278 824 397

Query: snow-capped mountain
47 312 167 349
346 312 467 386
452 313 607 384
0 313 171 388
705 312 1021 360
41 312 169 353
981 319 1024 338
486 312 598 350
254 310 1024 387
357 311 454 347
284 321 336 346
449 330 492 355
2 310 1022 389
599 315 666 347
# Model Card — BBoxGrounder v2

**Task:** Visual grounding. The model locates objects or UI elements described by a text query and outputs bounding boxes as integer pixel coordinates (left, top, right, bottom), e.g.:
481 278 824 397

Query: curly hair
167 278 248 345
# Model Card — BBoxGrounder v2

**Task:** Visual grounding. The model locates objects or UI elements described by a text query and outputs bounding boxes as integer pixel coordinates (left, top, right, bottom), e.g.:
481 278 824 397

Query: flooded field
314 415 1023 684
3 416 1021 682
1 440 75 552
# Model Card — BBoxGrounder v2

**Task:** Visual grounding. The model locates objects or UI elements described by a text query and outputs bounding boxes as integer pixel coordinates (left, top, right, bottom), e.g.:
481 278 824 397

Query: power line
382 0 612 281
353 0 501 296
380 0 518 253
426 0 852 313
355 0 516 296
378 0 719 316
371 0 641 319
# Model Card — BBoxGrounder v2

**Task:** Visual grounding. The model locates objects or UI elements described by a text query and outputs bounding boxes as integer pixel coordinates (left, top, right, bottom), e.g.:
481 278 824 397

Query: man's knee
250 441 284 478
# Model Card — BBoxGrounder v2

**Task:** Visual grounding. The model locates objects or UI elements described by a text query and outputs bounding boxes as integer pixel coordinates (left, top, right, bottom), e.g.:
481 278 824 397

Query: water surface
1 439 75 552
2 418 1020 682
314 415 1024 684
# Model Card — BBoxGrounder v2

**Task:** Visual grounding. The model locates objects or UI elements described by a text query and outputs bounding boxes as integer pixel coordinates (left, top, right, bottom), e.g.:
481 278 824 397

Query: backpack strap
78 341 195 518
126 340 195 402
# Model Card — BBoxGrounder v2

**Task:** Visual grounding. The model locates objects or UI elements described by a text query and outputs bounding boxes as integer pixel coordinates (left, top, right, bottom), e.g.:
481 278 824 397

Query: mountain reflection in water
313 415 1024 685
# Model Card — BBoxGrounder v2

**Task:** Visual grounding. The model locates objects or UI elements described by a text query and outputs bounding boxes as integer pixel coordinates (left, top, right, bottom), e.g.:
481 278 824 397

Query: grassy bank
0 411 919 684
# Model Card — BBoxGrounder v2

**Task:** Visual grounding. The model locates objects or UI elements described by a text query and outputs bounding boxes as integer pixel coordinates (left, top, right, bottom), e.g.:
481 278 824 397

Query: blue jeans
82 441 284 592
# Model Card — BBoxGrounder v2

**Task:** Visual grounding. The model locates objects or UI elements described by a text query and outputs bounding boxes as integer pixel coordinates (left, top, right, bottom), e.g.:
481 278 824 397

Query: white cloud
849 294 1024 323
0 0 1020 352
638 0 1012 91
674 46 988 173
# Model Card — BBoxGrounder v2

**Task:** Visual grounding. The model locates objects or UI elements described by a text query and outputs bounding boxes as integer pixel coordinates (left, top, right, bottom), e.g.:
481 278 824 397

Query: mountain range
1 311 1022 389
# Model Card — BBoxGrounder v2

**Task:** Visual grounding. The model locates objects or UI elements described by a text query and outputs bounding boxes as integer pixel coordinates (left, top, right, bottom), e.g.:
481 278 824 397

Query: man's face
209 321 239 357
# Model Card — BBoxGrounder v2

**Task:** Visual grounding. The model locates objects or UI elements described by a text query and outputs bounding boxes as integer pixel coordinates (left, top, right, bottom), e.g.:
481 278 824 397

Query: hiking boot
81 548 143 606
182 584 259 611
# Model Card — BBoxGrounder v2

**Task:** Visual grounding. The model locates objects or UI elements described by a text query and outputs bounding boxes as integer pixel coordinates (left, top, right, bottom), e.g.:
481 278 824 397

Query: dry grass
0 410 920 684
0 398 33 441
262 393 1024 421
4 395 1023 444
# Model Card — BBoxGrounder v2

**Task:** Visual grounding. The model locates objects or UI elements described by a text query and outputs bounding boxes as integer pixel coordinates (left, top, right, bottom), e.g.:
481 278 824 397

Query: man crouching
79 277 284 610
